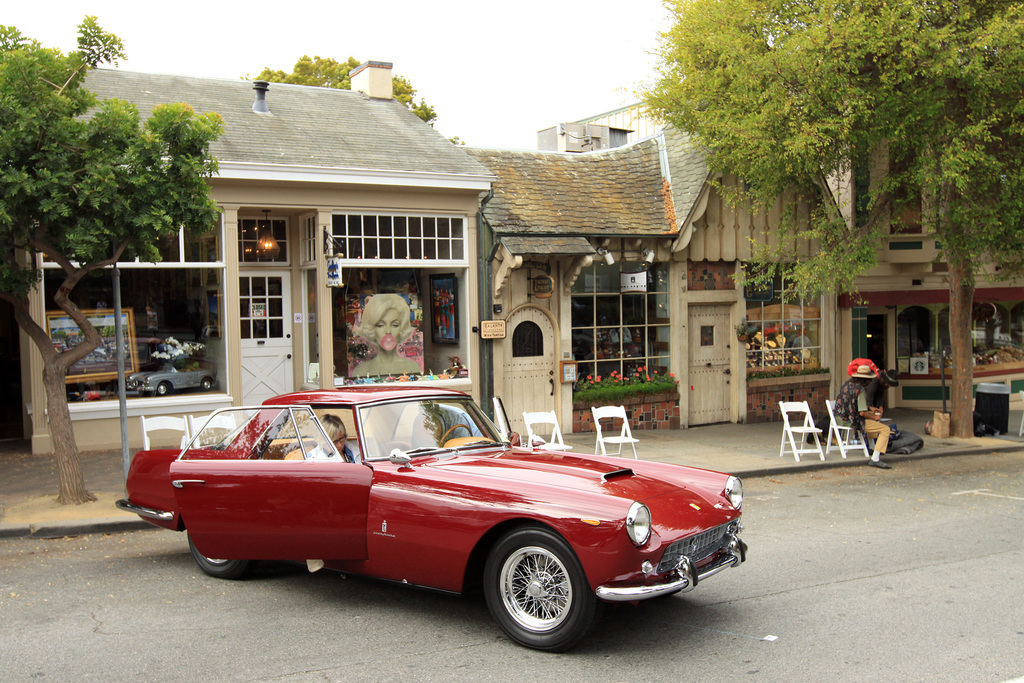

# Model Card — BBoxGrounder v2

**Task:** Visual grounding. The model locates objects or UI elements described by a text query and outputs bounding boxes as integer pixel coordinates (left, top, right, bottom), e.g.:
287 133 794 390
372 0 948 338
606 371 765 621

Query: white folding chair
778 401 824 461
522 410 569 450
825 399 869 458
592 405 639 458
140 415 190 450
1018 390 1024 437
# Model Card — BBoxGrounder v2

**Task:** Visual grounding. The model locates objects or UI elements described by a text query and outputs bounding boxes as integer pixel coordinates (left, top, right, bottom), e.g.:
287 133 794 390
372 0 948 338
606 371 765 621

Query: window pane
595 296 620 326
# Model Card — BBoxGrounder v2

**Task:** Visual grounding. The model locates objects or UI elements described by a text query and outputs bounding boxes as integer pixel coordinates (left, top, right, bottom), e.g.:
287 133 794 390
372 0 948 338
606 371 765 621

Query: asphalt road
1 452 1022 682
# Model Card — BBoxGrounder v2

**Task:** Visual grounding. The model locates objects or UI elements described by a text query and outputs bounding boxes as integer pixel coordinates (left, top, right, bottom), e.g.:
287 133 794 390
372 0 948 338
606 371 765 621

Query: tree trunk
947 259 975 438
43 365 96 505
10 297 98 505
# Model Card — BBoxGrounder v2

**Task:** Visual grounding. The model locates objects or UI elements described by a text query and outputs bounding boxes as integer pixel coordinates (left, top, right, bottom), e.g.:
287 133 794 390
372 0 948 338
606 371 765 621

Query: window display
43 256 225 402
896 301 1024 370
571 262 670 383
744 276 821 371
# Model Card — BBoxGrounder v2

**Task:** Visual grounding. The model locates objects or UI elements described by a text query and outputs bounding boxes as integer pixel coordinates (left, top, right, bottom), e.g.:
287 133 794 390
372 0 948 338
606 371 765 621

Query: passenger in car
284 414 350 461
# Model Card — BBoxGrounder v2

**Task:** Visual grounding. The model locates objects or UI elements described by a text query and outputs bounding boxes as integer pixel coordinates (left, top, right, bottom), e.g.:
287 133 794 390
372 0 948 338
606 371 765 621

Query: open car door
169 407 372 561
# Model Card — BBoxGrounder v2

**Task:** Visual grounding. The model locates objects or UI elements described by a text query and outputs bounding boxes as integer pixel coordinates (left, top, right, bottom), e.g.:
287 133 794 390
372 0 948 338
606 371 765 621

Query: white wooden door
239 272 293 404
503 307 557 436
687 304 733 425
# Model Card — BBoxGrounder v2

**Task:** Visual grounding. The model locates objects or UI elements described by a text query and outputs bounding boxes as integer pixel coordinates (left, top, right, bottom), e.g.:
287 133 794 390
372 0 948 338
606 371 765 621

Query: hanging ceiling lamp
256 209 280 258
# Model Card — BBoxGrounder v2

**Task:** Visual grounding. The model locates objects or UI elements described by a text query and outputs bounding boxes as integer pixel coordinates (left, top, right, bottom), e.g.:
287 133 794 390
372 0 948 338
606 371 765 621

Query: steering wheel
440 424 471 443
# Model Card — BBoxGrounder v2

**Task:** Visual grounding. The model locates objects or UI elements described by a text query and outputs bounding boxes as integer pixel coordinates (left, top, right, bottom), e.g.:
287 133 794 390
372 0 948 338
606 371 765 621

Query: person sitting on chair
284 414 351 461
834 364 893 469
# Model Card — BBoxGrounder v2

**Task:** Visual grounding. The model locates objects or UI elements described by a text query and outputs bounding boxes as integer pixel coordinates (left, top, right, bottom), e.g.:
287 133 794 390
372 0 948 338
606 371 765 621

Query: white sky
6 1 671 150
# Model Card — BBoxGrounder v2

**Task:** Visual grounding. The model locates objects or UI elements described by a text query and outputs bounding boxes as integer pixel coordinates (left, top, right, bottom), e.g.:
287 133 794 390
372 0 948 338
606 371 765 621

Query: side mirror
388 449 412 467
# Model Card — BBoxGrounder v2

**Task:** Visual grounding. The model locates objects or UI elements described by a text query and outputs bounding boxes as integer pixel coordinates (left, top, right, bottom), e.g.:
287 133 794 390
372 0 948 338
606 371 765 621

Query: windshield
357 398 503 460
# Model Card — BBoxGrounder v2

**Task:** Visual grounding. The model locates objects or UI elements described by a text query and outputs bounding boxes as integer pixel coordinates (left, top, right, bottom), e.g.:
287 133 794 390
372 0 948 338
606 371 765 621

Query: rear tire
188 534 252 579
483 526 602 651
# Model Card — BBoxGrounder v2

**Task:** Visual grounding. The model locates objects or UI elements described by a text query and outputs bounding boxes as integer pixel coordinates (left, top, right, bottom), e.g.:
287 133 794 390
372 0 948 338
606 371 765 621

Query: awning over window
499 236 595 256
491 237 597 302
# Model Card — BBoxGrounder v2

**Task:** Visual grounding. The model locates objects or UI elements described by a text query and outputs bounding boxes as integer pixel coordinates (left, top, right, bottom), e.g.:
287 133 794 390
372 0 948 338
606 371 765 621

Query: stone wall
746 374 831 423
573 392 681 433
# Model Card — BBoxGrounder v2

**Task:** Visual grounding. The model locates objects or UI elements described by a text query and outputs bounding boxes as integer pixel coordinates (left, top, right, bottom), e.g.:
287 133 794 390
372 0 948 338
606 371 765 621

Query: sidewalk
2 408 1022 539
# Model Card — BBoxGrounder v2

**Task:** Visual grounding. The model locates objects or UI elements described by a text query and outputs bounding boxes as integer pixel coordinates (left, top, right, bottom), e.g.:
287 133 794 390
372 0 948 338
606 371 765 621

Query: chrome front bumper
595 536 747 602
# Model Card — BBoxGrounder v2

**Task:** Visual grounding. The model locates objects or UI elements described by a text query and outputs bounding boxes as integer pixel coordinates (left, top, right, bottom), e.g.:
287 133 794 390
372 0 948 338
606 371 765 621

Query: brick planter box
572 392 681 433
746 374 831 423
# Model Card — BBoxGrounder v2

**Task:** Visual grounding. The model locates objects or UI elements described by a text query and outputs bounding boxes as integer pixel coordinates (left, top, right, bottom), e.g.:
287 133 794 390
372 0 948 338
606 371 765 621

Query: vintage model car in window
117 387 746 651
126 364 216 396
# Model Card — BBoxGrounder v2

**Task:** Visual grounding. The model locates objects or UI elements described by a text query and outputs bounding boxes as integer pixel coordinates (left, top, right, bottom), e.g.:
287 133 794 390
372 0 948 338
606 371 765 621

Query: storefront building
468 127 826 434
17 64 492 453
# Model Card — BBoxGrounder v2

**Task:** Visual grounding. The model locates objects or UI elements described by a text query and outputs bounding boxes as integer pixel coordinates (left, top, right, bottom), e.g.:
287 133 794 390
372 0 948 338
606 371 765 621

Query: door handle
724 369 731 375
172 480 206 488
549 378 554 396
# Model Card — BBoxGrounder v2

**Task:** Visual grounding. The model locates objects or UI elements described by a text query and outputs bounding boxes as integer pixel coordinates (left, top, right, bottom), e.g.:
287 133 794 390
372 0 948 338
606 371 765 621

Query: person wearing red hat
833 364 893 468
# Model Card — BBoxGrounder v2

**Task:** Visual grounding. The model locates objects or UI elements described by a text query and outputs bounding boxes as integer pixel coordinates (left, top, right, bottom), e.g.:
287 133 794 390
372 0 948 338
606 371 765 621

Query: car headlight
626 501 651 546
725 476 743 509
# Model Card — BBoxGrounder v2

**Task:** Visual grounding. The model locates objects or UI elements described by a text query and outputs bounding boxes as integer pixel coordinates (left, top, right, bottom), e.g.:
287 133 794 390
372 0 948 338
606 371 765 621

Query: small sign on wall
910 355 929 374
620 270 647 293
561 361 578 383
480 320 507 339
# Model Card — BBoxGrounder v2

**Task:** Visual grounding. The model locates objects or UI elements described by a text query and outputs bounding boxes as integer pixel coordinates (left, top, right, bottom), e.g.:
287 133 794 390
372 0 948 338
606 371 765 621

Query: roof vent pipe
252 80 270 113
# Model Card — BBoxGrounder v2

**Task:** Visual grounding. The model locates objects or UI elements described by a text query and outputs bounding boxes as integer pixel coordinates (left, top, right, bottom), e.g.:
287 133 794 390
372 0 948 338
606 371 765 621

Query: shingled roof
466 137 675 237
84 69 491 183
663 125 710 224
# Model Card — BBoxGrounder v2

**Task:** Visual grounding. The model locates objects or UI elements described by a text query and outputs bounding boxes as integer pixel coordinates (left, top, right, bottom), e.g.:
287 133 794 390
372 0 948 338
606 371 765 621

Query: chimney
350 61 393 100
252 80 270 113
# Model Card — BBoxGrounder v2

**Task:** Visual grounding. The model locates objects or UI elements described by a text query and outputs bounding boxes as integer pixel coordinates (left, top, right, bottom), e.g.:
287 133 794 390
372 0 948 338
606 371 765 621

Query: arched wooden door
503 306 558 435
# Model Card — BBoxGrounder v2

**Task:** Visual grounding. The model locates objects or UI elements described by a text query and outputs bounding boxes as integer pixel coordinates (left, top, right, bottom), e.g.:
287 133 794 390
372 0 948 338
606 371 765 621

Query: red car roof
264 385 471 407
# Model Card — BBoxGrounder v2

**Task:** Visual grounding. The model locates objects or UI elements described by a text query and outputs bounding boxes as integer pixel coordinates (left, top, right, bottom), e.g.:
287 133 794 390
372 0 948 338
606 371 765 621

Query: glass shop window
743 275 822 372
43 266 226 402
897 301 1024 372
570 262 670 383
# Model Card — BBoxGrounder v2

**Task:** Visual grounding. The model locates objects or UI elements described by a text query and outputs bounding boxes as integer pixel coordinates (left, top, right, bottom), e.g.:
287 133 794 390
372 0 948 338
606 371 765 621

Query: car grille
657 522 735 573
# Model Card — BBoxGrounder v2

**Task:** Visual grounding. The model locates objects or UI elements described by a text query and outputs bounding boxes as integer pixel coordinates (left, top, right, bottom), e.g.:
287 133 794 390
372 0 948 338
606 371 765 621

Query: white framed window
330 213 467 266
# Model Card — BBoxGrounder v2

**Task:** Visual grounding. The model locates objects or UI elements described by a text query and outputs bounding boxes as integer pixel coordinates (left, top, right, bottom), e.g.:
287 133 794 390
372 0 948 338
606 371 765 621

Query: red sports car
117 386 746 651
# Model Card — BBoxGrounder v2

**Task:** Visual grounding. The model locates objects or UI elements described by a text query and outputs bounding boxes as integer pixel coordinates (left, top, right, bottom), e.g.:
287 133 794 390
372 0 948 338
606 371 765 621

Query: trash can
975 383 1011 434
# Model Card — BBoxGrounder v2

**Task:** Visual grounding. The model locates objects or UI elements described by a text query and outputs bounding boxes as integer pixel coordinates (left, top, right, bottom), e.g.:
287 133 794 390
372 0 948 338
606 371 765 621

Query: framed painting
430 274 459 344
46 308 139 383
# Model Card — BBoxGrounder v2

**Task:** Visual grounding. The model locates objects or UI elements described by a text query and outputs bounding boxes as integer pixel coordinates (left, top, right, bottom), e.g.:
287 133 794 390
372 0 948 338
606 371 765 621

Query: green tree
255 55 437 125
0 17 223 503
645 0 1024 437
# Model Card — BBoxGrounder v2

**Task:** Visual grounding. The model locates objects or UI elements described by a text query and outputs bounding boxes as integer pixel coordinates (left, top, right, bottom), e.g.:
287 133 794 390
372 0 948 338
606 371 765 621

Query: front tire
155 381 173 396
484 526 602 651
188 534 252 579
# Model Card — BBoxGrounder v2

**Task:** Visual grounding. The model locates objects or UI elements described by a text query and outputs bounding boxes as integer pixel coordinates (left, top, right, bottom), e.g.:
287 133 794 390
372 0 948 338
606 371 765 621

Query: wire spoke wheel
500 545 572 632
484 526 602 651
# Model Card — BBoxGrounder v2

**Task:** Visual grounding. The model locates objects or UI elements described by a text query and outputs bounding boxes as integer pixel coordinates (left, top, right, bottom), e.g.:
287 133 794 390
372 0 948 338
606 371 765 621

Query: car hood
423 447 707 506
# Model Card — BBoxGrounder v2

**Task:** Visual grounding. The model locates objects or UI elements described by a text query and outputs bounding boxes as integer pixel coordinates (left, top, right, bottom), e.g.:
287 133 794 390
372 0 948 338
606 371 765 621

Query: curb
0 522 32 539
732 441 1024 479
28 516 155 539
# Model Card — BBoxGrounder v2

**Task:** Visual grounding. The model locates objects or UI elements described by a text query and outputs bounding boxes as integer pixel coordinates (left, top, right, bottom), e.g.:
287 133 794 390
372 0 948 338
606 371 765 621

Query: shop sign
480 320 507 339
620 270 647 293
532 274 554 299
251 302 267 318
325 256 344 287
